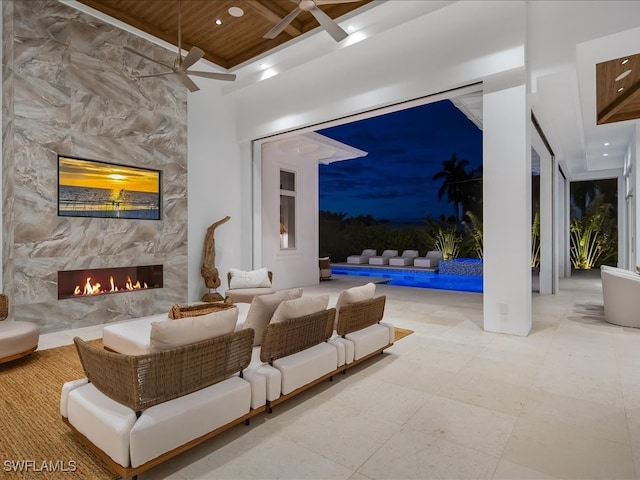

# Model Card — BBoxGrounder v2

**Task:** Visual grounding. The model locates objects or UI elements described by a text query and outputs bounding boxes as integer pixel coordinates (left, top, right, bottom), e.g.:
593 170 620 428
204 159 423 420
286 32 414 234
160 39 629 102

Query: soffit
596 52 640 125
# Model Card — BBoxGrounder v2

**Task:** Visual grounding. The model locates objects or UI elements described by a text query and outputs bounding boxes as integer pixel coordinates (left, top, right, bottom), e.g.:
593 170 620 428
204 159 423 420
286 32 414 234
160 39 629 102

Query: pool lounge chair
369 250 398 265
389 250 420 266
347 249 377 264
414 250 443 268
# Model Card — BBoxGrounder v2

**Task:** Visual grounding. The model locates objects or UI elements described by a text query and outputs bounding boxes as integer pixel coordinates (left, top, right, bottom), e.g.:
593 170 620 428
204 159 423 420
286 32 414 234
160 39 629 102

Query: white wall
260 143 320 289
187 83 243 301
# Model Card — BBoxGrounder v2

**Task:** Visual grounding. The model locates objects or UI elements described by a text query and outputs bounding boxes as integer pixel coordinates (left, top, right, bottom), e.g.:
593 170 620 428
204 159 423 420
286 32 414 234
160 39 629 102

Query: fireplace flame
73 274 150 296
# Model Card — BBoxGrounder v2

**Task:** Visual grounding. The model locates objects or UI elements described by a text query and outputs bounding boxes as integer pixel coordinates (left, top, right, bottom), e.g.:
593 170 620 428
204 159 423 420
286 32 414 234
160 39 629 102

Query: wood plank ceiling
76 0 374 69
596 53 640 125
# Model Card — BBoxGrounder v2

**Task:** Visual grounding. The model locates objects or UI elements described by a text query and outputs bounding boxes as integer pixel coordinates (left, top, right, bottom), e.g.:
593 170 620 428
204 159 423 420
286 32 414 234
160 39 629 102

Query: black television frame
57 155 162 220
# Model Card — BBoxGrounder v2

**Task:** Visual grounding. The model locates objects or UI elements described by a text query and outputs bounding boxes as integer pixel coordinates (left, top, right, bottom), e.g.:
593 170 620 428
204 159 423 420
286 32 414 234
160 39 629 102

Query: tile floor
42 271 640 479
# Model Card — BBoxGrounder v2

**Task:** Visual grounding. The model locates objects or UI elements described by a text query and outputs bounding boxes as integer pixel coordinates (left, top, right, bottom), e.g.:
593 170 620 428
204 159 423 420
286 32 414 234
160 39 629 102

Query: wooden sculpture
201 215 230 302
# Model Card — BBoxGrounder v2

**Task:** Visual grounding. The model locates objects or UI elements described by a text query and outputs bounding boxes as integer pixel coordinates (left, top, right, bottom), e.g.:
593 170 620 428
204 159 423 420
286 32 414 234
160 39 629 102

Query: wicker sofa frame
63 329 264 480
259 307 338 411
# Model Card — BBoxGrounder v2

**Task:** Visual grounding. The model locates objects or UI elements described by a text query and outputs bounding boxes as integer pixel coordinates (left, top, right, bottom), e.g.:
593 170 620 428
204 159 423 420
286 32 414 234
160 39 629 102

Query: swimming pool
331 265 483 293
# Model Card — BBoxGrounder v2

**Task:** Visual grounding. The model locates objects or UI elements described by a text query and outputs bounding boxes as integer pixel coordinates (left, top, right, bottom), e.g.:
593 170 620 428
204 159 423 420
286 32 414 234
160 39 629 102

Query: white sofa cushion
334 283 376 327
380 321 395 345
102 314 167 355
247 346 282 402
238 367 267 409
67 383 137 468
234 302 252 331
345 323 392 360
149 307 237 352
229 267 272 289
328 336 355 366
243 288 303 346
271 295 330 323
272 342 338 395
129 376 251 468
60 378 89 418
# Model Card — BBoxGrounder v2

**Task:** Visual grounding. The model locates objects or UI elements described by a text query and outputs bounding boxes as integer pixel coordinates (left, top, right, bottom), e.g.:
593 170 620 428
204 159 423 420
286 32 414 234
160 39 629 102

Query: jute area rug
394 327 413 342
0 341 118 480
0 329 413 479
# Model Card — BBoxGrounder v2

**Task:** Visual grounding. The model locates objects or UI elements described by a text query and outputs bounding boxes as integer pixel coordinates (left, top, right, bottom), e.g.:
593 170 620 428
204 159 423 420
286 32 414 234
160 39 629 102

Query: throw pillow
243 288 303 346
150 306 238 352
271 295 330 323
334 282 376 328
229 267 272 289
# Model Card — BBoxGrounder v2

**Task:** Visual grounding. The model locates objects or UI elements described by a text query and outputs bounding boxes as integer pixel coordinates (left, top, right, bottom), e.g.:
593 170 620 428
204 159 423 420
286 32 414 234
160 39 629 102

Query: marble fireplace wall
2 1 188 333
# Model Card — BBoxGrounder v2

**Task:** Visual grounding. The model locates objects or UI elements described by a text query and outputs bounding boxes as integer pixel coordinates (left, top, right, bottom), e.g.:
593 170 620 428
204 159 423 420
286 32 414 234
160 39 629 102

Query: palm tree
432 153 470 221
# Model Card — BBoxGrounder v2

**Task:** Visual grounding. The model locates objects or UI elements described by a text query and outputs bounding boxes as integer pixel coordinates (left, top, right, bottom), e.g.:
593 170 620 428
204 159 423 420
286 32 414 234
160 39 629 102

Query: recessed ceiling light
347 25 355 32
604 142 610 146
215 19 223 25
604 153 609 156
622 58 629 65
228 6 244 17
616 69 632 81
618 87 624 93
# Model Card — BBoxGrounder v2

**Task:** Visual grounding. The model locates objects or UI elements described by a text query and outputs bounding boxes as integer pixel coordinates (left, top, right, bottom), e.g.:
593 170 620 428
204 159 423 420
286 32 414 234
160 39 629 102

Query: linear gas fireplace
58 265 163 299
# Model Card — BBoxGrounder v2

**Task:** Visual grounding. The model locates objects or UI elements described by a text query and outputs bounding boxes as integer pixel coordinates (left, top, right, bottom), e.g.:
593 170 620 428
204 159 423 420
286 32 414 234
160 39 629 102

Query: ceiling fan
264 0 363 43
125 1 235 92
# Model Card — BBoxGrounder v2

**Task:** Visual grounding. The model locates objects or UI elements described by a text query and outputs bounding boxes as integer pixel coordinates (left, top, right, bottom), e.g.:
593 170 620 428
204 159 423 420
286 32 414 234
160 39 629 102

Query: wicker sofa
61 330 265 480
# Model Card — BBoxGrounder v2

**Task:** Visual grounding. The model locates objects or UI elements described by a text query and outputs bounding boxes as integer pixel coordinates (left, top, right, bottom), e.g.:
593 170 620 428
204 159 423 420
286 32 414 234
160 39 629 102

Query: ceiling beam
245 0 304 37
598 78 640 124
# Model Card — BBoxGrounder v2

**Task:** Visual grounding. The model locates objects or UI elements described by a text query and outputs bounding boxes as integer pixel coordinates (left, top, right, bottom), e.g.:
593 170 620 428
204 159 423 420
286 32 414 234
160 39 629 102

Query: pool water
331 266 483 293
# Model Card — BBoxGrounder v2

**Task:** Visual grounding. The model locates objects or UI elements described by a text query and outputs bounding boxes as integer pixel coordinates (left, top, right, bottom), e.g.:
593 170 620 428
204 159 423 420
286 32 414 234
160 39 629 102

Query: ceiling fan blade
181 46 205 70
134 71 174 78
124 46 174 70
264 6 302 39
186 70 237 82
310 6 348 42
177 71 200 92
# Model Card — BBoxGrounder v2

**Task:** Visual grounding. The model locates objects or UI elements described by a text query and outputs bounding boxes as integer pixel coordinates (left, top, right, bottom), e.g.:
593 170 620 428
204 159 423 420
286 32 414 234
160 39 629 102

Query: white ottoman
0 320 40 363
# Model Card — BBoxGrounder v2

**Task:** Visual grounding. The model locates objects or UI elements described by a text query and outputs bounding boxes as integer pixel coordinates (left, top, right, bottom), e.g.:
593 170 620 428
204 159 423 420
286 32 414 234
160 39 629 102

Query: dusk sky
318 99 482 224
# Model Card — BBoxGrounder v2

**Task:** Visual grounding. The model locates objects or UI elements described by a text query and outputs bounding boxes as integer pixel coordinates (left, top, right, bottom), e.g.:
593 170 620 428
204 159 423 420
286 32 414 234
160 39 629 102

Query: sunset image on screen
59 157 159 193
58 156 161 220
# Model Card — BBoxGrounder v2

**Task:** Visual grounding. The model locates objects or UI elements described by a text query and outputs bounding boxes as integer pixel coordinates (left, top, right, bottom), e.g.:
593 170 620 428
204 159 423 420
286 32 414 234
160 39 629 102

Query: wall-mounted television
58 155 161 220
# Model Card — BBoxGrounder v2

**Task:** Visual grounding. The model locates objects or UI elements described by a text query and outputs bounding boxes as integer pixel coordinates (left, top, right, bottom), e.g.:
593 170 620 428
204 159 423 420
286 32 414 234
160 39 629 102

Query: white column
538 143 553 294
483 83 532 336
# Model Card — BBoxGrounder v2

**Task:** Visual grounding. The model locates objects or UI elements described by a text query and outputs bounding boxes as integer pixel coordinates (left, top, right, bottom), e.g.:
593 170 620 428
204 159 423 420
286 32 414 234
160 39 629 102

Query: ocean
59 186 160 220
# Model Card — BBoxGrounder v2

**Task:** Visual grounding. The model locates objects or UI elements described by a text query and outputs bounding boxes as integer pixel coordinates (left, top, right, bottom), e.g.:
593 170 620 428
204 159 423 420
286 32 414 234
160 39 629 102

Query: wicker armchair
74 329 254 412
260 308 336 364
259 307 337 411
225 270 275 303
335 295 394 365
0 293 40 364
63 329 262 479
319 257 332 280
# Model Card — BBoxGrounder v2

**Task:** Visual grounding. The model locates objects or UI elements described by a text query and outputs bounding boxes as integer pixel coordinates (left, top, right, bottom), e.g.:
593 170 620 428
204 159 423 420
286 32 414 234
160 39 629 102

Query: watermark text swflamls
3 460 77 473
